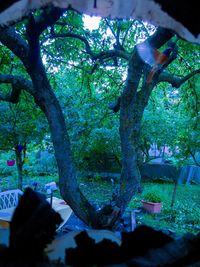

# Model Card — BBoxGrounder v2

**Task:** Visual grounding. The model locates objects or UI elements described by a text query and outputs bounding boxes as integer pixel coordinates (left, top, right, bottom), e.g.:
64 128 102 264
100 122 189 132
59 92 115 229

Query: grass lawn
79 178 200 235
0 174 199 234
130 182 200 235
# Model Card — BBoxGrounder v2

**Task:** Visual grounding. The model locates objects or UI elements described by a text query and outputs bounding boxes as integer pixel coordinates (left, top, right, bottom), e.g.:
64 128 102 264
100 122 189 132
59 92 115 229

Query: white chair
0 188 72 231
0 189 23 227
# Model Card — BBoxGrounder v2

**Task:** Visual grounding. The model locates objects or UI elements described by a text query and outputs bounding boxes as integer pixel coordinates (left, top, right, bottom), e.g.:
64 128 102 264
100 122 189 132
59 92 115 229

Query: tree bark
24 11 100 226
15 149 23 190
108 47 143 216
28 66 99 226
113 29 175 218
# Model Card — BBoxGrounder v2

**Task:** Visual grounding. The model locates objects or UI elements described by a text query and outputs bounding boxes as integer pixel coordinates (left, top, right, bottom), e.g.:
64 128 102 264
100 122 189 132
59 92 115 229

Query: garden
1 150 200 235
0 2 200 266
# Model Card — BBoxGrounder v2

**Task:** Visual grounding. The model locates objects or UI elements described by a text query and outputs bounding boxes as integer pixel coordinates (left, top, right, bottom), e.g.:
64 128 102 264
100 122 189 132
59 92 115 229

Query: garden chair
0 189 23 228
0 188 72 231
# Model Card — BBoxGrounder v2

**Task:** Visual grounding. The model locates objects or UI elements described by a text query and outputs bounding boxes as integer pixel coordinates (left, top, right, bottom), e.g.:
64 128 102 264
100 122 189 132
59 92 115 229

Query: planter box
141 200 162 213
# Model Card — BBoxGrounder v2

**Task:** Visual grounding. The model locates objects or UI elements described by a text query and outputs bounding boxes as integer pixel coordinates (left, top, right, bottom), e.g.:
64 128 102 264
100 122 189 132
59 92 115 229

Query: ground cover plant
1 170 199 235
130 182 200 235
79 179 200 235
1 187 199 267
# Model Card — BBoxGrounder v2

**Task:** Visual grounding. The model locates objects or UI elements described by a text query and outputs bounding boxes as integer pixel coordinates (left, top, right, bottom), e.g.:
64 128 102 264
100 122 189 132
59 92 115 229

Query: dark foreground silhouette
0 188 199 266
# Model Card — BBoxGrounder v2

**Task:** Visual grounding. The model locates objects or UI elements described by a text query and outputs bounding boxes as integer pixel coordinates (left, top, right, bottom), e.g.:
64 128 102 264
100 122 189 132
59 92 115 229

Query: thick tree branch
145 27 174 49
0 26 29 68
109 27 175 113
133 28 176 101
25 7 66 68
0 74 34 103
33 6 67 36
50 32 93 56
50 32 130 62
93 50 129 61
158 69 200 87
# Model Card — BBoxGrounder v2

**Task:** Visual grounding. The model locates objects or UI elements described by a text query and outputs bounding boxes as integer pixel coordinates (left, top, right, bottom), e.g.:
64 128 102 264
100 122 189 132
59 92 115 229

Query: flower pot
7 160 16 166
141 200 162 213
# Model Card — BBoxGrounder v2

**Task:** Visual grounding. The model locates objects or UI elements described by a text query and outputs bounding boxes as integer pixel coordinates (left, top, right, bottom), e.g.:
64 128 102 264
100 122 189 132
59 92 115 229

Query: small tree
0 97 46 189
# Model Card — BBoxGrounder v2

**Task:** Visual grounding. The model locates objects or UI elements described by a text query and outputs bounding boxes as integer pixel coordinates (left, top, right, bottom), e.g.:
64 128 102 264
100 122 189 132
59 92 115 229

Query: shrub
143 191 162 203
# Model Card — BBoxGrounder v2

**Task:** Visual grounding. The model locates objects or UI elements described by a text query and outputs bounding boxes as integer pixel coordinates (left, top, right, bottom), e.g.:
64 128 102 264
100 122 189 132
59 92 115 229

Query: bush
143 191 162 203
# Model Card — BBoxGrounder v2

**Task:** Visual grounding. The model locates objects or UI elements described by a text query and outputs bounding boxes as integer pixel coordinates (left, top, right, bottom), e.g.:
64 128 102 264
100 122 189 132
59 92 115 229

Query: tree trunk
29 66 99 227
117 104 143 213
114 51 145 215
171 181 178 208
15 149 23 190
97 51 147 228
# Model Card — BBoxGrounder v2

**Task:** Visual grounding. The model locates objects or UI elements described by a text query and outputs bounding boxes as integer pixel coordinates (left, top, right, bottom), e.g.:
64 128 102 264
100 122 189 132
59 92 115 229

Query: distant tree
0 95 46 189
140 68 200 166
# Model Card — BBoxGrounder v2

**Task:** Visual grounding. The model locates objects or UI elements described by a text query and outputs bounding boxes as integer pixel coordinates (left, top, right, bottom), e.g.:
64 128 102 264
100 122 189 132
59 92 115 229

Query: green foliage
23 151 57 176
0 149 57 186
140 63 200 166
130 182 200 234
46 28 200 170
1 13 197 172
0 94 47 151
143 191 162 203
90 173 103 182
53 67 122 171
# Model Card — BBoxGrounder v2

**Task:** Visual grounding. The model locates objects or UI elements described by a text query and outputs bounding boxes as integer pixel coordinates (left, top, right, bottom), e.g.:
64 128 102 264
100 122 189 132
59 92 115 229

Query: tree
139 48 200 167
0 7 199 228
0 94 46 189
53 68 121 171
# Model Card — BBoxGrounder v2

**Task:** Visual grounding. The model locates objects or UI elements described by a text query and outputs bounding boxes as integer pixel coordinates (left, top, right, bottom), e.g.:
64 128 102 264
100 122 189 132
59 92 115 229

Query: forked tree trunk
0 21 176 229
29 51 153 228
